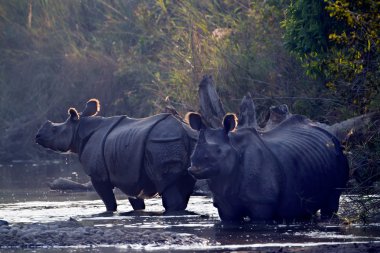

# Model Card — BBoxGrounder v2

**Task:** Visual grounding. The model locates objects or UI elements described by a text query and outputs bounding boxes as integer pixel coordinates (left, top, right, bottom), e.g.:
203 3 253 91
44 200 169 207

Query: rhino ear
223 113 237 133
186 112 205 131
68 108 80 121
81 99 100 117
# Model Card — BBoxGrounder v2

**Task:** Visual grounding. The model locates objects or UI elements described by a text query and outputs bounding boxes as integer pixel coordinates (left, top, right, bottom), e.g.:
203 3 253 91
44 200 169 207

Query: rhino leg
91 178 117 212
162 186 188 212
215 203 244 222
247 203 276 221
128 198 145 210
320 190 340 219
162 175 195 212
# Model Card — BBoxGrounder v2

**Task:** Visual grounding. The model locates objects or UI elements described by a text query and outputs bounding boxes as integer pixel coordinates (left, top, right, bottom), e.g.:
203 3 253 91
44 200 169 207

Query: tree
0 0 359 160
324 0 380 112
282 0 380 113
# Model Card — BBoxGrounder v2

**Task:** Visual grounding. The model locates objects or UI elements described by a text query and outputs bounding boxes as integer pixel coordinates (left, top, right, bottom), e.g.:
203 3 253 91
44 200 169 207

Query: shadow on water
0 160 380 252
0 158 93 203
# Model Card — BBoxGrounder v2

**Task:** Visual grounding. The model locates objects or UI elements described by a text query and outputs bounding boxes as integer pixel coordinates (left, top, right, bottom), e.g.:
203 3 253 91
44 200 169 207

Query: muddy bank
1 219 380 252
1 161 380 252
0 219 208 248
1 220 380 252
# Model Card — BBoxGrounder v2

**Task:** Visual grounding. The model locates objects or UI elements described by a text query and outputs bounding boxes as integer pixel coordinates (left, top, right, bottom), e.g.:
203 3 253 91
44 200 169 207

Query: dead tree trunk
321 112 380 143
262 104 291 131
198 75 226 128
195 75 379 144
237 93 258 128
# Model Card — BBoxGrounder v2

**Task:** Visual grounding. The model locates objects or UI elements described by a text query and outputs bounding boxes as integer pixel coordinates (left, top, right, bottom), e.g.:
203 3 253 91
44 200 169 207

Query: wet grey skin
36 99 197 213
188 113 349 222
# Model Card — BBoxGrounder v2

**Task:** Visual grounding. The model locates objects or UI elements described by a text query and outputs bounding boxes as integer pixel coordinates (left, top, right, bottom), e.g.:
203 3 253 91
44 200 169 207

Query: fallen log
323 112 380 143
48 178 93 192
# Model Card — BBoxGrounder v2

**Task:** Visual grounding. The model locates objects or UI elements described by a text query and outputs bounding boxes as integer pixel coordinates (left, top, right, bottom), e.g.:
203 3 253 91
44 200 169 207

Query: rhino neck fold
69 121 82 154
71 116 125 157
69 119 98 155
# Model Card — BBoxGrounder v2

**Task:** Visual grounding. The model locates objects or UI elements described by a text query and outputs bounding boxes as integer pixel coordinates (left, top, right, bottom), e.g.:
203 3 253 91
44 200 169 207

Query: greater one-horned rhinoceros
36 99 197 212
187 113 349 222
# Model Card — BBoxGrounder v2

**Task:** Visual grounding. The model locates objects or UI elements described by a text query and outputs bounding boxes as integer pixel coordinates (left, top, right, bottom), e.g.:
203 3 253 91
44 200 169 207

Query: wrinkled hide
189 114 349 222
77 116 125 181
79 114 175 196
37 101 196 212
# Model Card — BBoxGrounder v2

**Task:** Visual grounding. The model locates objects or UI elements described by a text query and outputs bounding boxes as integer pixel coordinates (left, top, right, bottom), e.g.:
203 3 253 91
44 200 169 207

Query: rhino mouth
188 166 212 179
36 137 52 150
35 136 46 146
35 136 69 153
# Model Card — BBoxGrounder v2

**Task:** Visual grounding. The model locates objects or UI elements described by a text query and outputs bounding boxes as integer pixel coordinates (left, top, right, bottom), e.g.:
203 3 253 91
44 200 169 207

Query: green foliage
282 0 331 55
140 0 326 119
283 0 380 113
325 0 380 112
0 0 375 162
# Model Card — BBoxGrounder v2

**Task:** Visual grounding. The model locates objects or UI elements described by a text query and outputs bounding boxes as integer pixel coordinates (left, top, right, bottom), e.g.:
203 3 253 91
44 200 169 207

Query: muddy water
0 160 380 252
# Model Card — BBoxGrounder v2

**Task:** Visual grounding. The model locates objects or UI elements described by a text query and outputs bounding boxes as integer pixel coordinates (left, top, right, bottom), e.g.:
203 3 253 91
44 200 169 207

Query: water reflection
0 161 380 252
0 158 89 203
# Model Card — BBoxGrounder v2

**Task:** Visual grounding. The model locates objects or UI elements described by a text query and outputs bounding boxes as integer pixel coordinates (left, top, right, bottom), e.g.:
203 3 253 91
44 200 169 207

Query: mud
1 197 380 252
0 160 380 252
0 219 207 248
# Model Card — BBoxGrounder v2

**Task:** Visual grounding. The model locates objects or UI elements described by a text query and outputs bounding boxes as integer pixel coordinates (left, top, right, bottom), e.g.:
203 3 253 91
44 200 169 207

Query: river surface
0 159 380 252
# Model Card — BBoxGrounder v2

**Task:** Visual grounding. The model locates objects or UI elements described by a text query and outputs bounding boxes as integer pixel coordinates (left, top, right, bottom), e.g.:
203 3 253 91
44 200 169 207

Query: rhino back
103 114 170 196
262 115 349 215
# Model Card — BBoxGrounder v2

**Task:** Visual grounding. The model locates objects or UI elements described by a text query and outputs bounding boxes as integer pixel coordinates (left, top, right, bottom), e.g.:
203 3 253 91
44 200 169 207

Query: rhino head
36 99 100 153
187 113 239 179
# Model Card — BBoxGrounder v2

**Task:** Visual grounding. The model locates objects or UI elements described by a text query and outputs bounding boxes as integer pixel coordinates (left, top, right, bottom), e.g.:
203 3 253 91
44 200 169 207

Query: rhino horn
81 99 100 117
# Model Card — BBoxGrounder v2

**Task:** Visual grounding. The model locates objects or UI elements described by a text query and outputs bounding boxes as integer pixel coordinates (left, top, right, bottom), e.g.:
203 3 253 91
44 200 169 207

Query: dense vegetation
0 0 379 220
283 0 379 113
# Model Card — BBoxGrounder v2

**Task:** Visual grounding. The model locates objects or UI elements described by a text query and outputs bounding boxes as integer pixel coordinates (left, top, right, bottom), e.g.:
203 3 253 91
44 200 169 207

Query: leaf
157 0 167 13
367 39 371 51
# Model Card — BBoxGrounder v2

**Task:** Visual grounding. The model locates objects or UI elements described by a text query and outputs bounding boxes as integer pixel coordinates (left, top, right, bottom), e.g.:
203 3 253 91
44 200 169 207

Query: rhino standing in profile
36 99 197 212
187 113 349 222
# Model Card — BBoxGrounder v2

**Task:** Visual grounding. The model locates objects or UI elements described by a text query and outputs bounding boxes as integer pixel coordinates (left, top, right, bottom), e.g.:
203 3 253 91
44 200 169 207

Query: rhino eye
216 148 222 154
